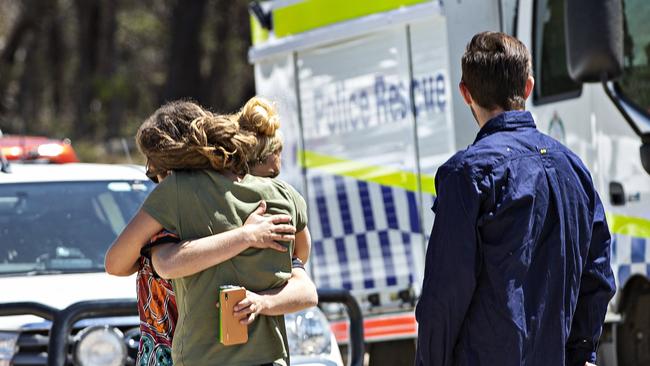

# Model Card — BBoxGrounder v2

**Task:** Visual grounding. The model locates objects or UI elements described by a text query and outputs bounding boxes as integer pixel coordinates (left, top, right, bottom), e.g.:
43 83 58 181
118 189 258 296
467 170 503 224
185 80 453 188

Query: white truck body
250 0 650 364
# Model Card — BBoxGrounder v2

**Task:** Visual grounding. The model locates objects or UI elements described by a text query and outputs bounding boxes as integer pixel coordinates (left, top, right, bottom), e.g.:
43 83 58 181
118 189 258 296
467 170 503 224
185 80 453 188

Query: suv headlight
285 307 332 356
0 332 19 366
74 326 126 366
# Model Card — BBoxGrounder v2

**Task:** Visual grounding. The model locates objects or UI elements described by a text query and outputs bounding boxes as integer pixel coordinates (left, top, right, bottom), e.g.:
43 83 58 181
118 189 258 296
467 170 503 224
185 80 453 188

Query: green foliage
0 0 255 162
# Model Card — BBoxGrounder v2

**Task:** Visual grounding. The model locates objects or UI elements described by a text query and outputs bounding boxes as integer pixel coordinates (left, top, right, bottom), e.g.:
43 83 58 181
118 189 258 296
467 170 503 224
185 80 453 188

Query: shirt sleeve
415 165 482 366
285 182 308 232
140 230 180 278
566 192 616 366
141 172 179 233
140 230 180 258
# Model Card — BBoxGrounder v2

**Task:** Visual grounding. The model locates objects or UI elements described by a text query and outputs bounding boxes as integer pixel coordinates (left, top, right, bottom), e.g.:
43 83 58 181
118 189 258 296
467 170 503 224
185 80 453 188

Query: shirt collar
474 110 536 143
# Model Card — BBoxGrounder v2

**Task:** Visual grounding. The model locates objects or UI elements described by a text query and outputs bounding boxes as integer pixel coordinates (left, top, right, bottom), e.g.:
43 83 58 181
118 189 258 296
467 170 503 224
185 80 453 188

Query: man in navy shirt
415 32 616 366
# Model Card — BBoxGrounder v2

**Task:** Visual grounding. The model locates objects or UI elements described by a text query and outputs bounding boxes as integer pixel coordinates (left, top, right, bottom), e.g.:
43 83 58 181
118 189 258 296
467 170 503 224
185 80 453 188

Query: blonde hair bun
238 96 280 137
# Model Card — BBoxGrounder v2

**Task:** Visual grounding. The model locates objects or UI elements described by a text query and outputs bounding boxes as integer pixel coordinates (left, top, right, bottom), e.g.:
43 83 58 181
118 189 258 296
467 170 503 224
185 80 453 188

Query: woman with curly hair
106 97 315 366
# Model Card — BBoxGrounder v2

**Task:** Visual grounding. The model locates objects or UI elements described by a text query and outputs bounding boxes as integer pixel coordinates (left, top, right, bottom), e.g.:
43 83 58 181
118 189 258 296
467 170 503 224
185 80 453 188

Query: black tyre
617 285 650 366
368 339 416 366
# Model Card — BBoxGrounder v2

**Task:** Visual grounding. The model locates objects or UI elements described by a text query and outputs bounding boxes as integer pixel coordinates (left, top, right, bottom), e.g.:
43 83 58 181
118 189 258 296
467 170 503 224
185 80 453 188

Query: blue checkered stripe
306 174 429 296
304 168 650 297
612 233 650 288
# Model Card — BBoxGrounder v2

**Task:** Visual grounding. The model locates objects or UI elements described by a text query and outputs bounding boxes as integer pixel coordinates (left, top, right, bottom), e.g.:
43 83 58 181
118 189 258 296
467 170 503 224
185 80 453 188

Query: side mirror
565 0 623 82
641 138 650 175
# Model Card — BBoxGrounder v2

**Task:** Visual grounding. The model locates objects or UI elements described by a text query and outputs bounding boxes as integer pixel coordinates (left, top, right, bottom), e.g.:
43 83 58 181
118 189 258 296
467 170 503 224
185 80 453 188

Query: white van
248 0 650 365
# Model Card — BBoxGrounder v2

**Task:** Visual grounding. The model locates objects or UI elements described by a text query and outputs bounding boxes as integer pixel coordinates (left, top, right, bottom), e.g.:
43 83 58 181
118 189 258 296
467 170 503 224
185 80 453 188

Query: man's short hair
461 31 532 111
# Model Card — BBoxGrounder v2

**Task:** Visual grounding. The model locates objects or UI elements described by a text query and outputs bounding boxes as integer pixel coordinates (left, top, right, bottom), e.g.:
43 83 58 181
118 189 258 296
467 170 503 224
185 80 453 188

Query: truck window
533 0 581 104
617 0 650 117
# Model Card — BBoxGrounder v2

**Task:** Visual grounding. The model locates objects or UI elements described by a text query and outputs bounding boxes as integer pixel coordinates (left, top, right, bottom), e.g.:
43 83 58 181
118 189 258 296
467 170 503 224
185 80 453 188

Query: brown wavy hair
136 100 263 176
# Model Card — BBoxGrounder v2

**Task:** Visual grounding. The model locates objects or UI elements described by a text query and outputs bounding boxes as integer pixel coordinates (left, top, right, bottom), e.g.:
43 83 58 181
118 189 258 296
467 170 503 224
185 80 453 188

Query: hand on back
242 201 294 252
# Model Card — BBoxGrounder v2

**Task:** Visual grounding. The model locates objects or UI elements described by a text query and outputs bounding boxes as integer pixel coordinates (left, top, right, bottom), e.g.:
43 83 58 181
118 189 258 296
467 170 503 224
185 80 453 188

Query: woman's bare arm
233 268 318 324
151 201 296 279
106 201 295 278
233 225 316 324
293 228 312 264
104 209 163 276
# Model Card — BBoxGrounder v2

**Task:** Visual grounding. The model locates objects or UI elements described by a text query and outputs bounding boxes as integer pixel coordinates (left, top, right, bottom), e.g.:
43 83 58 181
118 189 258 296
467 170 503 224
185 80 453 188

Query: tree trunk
0 0 41 116
47 0 64 116
202 0 231 110
99 0 121 139
10 0 55 135
162 0 208 103
17 31 44 134
203 0 255 112
74 0 101 139
230 0 255 109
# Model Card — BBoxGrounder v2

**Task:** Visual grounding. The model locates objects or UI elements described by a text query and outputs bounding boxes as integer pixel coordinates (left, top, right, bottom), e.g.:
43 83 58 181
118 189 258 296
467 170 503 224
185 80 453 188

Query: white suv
0 163 343 366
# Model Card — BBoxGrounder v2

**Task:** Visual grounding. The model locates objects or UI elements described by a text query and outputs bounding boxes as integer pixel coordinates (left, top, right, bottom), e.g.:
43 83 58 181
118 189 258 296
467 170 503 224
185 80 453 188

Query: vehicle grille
12 328 48 366
12 325 140 366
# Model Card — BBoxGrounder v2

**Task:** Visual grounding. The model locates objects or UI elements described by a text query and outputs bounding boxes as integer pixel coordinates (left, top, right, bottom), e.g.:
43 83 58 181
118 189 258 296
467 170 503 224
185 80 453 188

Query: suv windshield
618 0 650 116
0 180 152 276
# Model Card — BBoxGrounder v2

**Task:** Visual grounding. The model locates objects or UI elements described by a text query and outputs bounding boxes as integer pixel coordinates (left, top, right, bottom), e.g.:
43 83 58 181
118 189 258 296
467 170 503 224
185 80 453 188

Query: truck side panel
408 18 455 247
296 27 427 309
253 53 305 194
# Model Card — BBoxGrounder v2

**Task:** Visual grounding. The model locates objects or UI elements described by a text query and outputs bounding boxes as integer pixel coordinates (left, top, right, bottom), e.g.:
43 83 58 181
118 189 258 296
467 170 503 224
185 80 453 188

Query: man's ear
524 76 535 100
459 81 473 106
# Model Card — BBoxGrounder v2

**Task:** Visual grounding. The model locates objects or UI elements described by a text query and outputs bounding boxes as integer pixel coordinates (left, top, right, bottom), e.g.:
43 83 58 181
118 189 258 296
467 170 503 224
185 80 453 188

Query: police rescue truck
248 0 650 365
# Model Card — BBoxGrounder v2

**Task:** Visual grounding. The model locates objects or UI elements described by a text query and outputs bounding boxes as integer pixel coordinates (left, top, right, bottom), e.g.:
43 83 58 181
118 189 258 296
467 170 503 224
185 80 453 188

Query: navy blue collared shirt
415 111 616 366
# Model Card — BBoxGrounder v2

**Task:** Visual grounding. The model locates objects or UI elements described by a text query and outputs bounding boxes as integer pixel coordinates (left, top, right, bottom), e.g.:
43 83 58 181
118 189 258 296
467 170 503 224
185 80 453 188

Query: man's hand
232 290 268 325
242 201 295 252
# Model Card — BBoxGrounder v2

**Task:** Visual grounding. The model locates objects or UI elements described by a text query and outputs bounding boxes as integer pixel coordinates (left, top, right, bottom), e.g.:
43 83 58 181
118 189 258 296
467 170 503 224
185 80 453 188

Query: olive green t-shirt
142 170 307 366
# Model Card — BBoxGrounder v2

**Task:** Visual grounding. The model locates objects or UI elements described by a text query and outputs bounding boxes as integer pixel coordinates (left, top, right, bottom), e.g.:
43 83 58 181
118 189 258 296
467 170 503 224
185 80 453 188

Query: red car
0 135 79 164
